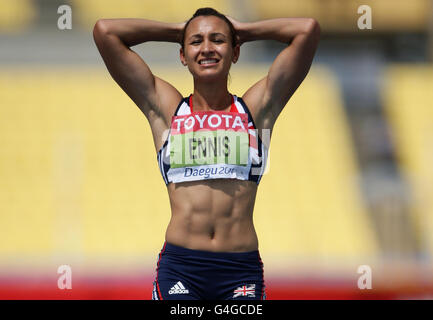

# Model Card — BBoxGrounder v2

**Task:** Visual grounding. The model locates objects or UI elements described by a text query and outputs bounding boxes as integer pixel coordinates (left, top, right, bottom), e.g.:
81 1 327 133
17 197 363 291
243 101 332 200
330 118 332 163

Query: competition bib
169 112 249 168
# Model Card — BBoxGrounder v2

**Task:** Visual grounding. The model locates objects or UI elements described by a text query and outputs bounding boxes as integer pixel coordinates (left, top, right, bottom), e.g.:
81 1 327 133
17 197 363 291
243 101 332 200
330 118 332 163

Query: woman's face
180 16 239 82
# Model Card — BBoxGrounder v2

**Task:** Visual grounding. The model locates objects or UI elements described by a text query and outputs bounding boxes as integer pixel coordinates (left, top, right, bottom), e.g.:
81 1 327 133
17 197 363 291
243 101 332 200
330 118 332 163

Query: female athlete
93 7 320 300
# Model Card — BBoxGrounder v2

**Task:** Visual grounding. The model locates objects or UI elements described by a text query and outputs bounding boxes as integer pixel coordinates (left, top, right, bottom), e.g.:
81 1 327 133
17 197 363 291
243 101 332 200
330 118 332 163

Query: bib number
169 112 249 168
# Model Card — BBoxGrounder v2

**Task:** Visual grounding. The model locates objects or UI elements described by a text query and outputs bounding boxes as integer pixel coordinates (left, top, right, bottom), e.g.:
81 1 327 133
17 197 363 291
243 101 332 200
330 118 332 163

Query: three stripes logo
168 281 189 295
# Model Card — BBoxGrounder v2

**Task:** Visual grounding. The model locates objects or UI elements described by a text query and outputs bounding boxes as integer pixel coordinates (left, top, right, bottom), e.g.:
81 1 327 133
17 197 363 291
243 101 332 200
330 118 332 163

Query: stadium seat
383 65 433 258
0 0 36 32
0 69 170 260
226 64 379 264
72 0 232 29
250 0 430 32
0 65 378 271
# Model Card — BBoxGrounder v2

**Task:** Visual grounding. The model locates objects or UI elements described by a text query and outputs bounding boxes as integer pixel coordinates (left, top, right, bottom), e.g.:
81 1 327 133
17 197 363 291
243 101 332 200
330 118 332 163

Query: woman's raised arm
231 17 320 128
93 19 184 123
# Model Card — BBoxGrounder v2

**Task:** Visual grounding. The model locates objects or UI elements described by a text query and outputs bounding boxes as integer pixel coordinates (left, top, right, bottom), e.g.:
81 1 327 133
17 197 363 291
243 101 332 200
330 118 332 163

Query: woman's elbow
305 18 321 39
93 19 110 39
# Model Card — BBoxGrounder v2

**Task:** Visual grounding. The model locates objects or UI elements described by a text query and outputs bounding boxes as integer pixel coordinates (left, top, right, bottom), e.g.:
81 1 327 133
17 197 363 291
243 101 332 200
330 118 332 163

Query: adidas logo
168 281 189 295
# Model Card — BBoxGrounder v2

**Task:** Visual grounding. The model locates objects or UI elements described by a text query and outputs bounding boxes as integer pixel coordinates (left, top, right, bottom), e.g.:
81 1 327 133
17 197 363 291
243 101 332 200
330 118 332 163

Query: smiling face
180 15 239 82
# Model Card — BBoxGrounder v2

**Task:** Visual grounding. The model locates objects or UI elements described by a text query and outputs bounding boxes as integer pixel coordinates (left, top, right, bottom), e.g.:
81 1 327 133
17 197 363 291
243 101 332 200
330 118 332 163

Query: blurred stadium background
1 0 433 299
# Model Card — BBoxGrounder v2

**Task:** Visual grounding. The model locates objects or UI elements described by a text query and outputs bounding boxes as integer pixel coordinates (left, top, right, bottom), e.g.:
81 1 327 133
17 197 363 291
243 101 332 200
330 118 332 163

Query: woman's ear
180 48 187 66
232 44 240 64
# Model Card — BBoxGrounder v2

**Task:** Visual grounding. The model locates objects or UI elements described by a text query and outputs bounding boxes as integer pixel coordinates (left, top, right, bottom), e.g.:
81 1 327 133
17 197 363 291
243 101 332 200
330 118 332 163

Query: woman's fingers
226 15 240 28
226 15 244 46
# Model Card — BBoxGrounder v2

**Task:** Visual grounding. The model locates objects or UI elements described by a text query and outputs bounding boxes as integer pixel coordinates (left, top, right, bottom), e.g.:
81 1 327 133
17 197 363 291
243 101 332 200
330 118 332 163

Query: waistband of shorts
160 241 261 261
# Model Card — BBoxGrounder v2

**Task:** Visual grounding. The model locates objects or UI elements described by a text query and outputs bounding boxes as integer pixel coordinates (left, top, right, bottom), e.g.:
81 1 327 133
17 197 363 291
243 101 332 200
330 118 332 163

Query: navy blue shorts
152 241 266 300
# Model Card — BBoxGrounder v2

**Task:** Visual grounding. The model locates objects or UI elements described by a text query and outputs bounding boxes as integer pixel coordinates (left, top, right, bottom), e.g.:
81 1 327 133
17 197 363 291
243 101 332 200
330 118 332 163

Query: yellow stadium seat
250 0 431 32
0 65 378 272
0 0 36 32
0 68 171 260
72 0 232 30
226 64 379 265
383 65 433 258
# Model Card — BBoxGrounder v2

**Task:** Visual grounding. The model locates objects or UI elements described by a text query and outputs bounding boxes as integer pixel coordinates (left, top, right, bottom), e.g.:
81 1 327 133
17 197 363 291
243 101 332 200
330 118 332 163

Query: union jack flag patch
233 284 256 298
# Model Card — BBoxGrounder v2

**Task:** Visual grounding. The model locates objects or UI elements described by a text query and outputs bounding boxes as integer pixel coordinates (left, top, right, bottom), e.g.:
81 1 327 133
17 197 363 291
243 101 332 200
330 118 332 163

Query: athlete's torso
154 94 269 252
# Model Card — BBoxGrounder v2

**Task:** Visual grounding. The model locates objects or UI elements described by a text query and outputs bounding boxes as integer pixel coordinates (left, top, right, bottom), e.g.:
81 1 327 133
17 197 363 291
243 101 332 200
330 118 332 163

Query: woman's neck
192 79 231 111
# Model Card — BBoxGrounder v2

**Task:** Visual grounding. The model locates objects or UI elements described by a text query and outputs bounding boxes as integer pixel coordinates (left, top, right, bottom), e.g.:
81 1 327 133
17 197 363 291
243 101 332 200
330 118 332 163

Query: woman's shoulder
240 80 276 132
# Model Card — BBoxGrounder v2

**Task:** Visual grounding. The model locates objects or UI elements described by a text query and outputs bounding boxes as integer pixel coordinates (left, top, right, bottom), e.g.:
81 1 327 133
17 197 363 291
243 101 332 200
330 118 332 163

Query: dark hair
180 7 237 50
